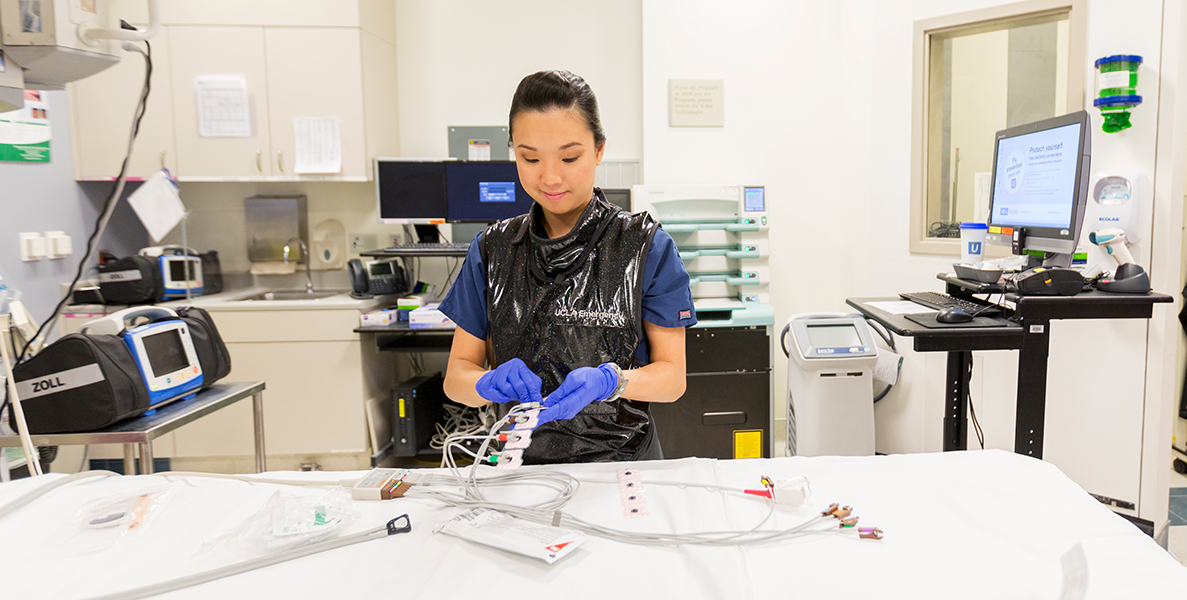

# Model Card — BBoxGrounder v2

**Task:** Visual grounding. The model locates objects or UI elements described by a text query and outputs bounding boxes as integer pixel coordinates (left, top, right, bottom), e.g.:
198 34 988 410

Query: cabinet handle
256 150 262 172
277 150 284 174
160 151 166 170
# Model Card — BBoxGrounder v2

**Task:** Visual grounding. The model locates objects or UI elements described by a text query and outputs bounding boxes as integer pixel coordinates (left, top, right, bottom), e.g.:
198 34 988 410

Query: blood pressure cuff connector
6 334 151 434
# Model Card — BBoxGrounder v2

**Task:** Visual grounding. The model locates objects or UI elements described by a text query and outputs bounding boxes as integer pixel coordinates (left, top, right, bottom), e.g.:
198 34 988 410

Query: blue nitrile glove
537 363 619 425
476 358 545 405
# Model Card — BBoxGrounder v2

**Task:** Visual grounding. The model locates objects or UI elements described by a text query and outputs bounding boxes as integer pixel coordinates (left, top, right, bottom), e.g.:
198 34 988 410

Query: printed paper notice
0 90 50 162
468 139 491 161
865 300 937 315
669 79 725 127
195 75 251 137
293 117 342 174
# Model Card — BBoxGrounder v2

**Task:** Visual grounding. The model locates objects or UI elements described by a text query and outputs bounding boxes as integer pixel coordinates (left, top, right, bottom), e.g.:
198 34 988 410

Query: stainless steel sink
239 291 344 301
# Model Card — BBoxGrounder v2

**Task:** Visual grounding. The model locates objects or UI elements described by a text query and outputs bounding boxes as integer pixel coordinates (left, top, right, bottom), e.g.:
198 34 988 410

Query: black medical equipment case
169 306 232 390
7 334 150 434
97 254 165 305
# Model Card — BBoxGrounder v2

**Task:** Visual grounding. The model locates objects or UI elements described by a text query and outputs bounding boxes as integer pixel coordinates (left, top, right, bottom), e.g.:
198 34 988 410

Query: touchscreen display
806 324 861 348
143 329 189 377
990 122 1082 229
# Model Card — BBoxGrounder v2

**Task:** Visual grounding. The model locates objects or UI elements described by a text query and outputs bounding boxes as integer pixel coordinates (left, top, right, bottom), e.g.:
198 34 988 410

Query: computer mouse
936 308 974 324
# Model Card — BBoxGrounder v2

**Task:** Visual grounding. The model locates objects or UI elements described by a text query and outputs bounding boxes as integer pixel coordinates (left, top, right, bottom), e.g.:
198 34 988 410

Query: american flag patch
678 309 692 320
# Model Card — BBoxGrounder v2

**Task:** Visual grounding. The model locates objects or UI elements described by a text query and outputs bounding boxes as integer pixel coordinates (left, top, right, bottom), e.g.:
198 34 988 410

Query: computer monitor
985 111 1092 266
445 161 535 223
375 158 450 225
602 188 632 212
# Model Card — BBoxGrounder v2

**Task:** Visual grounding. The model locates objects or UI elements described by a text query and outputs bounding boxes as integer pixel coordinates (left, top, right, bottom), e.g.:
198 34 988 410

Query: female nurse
440 70 696 463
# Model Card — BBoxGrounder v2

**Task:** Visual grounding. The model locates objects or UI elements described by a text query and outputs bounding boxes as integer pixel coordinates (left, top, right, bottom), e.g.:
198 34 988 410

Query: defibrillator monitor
791 317 877 359
375 158 450 224
445 161 534 223
123 320 203 406
986 111 1092 255
160 254 203 298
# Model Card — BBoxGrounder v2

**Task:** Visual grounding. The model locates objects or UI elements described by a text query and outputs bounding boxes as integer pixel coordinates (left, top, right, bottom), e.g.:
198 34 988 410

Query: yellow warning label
398 398 406 418
733 430 763 459
988 226 1001 234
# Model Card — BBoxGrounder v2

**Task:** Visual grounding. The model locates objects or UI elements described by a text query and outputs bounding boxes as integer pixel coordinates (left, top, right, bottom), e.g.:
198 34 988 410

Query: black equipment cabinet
651 326 772 459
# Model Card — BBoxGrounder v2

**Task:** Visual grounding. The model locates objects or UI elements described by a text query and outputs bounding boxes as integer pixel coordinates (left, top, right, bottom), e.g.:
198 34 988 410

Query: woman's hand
537 364 618 425
475 358 545 404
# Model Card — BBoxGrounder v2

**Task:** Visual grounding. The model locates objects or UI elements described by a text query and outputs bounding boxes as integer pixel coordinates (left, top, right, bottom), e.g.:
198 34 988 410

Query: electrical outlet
350 233 377 252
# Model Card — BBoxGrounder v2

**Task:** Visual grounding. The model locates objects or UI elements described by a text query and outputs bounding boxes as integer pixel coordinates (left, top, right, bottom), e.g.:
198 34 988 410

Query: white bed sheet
1 450 1184 599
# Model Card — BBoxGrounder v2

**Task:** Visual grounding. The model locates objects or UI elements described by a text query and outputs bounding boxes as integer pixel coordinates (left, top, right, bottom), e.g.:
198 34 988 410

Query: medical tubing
83 524 392 600
0 322 40 475
15 41 153 366
0 471 118 522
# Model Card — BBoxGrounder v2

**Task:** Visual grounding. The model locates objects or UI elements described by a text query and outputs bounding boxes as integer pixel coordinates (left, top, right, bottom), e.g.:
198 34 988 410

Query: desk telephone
349 259 407 298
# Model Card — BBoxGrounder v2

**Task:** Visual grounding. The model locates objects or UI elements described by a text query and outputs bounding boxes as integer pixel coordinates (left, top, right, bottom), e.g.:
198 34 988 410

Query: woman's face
512 108 604 220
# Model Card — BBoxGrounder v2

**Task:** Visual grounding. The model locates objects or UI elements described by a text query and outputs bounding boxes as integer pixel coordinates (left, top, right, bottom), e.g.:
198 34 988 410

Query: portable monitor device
83 307 204 406
985 111 1092 267
785 314 878 457
140 246 203 299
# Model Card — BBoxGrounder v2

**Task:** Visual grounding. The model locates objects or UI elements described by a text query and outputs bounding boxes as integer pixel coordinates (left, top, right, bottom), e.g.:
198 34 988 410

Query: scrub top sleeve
641 228 698 328
438 233 488 339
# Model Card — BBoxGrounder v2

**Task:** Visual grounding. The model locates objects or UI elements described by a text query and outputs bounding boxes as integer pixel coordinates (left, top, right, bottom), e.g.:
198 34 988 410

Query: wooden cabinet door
69 27 177 180
169 26 272 177
264 27 367 178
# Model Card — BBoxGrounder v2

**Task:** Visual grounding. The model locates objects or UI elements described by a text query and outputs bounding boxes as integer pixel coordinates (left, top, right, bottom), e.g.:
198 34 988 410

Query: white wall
395 0 642 159
641 0 1184 527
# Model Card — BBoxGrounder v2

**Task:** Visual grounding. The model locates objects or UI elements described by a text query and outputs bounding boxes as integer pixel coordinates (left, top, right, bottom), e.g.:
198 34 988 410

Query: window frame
908 0 1087 255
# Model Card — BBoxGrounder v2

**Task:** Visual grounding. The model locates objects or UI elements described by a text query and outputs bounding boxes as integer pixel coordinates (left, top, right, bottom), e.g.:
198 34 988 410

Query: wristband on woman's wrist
603 362 628 401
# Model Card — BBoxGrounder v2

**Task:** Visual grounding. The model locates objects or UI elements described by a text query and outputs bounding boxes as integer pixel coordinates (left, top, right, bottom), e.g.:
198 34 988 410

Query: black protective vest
483 190 659 463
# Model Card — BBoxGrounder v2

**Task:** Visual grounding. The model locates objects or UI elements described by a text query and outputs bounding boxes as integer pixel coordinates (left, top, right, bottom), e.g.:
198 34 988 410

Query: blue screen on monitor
446 162 534 222
743 186 765 212
990 122 1082 229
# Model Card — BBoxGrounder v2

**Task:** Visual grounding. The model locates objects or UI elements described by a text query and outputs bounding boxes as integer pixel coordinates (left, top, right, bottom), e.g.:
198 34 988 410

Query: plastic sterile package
45 485 175 556
435 508 586 565
196 487 358 563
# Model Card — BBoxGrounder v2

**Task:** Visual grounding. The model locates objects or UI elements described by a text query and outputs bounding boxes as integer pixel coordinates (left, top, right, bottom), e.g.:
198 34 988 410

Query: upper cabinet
69 27 178 181
67 4 398 182
169 26 273 178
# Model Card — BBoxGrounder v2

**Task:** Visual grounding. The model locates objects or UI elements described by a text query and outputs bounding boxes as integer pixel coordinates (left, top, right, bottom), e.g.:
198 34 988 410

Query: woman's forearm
618 359 686 403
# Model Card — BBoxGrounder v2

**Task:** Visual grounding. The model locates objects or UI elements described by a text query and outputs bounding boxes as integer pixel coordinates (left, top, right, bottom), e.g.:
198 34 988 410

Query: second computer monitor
445 161 535 223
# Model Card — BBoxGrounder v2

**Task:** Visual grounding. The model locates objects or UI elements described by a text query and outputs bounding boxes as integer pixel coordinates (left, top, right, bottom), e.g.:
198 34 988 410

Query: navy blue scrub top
439 227 697 364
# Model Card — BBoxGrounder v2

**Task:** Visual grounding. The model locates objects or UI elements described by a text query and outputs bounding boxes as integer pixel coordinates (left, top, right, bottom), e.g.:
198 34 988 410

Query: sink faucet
283 237 315 293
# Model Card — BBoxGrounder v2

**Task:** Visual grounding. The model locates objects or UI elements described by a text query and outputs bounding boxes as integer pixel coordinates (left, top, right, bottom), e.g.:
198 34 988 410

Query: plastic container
958 222 989 264
1094 55 1142 133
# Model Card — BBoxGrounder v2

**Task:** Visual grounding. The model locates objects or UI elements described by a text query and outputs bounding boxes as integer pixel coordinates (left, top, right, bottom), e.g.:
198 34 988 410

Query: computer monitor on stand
375 158 451 243
984 110 1092 268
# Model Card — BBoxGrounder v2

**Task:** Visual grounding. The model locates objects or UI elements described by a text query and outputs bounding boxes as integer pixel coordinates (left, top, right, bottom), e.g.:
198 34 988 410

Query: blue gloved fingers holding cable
475 358 545 404
537 363 620 425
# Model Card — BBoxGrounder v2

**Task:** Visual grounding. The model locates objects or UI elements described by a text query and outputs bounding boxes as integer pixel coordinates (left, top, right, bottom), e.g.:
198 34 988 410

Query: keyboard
374 242 470 257
899 291 1001 317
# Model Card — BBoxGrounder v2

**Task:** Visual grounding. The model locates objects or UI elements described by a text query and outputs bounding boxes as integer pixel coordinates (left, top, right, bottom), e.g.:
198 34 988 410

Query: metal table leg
252 392 267 473
943 351 972 451
138 442 153 474
123 444 136 475
1014 318 1051 458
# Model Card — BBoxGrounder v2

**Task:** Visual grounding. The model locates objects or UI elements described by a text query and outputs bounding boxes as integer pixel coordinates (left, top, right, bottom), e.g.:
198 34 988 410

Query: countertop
66 287 400 314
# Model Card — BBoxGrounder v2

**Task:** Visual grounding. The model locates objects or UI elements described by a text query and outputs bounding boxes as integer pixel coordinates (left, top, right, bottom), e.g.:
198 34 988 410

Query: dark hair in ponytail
509 70 605 149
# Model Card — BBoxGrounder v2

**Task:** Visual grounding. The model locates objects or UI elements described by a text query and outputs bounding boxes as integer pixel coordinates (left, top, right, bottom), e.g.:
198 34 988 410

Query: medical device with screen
123 320 204 405
985 111 1091 259
445 161 534 223
375 158 449 224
